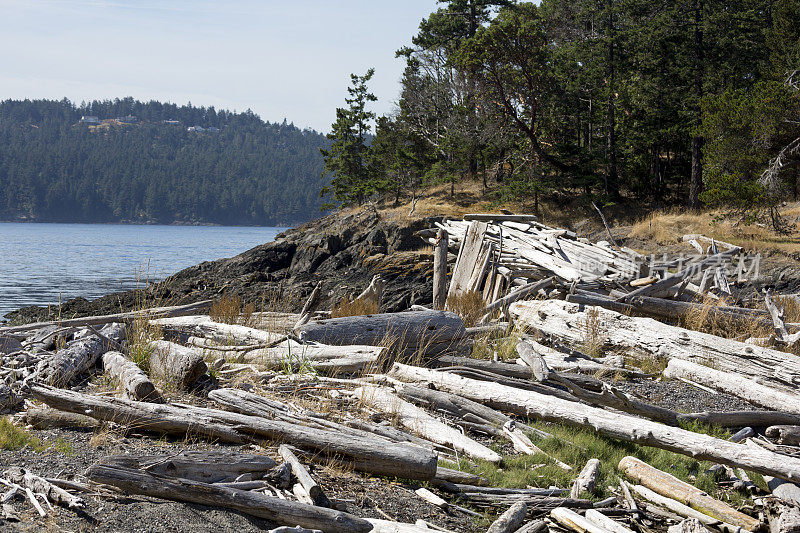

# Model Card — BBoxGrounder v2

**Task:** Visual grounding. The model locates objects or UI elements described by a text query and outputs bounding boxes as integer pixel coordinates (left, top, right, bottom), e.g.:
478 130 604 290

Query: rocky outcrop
5 208 437 324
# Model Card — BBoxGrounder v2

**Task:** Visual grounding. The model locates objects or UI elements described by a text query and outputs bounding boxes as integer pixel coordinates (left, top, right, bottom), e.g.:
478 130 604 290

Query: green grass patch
440 420 756 507
0 417 74 455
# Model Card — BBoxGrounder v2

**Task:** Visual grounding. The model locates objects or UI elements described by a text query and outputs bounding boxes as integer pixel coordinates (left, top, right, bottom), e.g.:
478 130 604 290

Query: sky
0 0 441 132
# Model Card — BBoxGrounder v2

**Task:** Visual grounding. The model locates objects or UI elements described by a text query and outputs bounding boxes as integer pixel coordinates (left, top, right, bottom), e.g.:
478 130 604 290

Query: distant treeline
0 98 329 225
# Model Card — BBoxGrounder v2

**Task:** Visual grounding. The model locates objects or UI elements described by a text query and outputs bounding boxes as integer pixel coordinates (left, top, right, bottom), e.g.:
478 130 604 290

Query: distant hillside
0 98 329 225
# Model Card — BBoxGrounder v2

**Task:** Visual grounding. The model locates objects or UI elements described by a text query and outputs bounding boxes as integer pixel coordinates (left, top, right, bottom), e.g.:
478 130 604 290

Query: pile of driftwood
3 213 800 532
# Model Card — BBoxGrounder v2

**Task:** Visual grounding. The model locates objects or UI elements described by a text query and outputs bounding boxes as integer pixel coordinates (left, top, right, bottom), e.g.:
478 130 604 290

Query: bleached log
433 229 449 310
85 463 371 533
447 221 488 300
148 340 207 389
628 484 738 532
487 501 527 533
389 363 800 483
366 518 434 533
279 445 330 508
0 300 212 334
550 507 613 533
764 475 800 506
42 322 125 386
295 282 322 329
483 277 555 315
571 459 600 499
584 510 635 533
768 504 800 533
668 519 713 533
4 467 84 510
511 300 800 393
434 467 489 486
296 310 467 357
354 386 501 463
102 351 159 401
682 411 800 428
619 456 759 531
31 384 438 481
154 315 283 345
244 340 384 374
663 359 800 415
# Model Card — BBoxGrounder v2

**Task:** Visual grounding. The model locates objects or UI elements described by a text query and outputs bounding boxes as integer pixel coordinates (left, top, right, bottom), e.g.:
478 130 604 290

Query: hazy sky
0 0 441 132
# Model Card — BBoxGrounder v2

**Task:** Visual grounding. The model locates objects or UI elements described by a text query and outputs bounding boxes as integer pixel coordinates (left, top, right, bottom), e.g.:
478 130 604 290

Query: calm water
0 223 285 319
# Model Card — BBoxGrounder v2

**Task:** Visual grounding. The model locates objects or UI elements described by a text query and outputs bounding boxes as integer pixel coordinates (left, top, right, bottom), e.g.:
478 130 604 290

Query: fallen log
767 426 800 446
618 456 759 531
511 300 800 393
628 484 739 533
482 277 555 315
295 310 467 357
295 282 323 329
663 359 800 415
154 315 283 345
85 463 371 533
279 445 330 508
551 507 614 533
31 384 438 480
389 363 800 483
148 340 208 389
244 340 384 374
433 229 448 311
668 518 714 533
21 407 99 430
102 351 159 401
680 411 800 428
43 322 126 386
0 300 212 334
354 386 501 463
584 509 635 533
487 501 527 533
571 459 600 499
4 467 84 510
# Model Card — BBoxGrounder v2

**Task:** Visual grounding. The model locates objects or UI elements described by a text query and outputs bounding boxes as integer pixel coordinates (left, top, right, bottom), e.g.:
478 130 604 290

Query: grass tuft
446 290 485 328
331 297 379 318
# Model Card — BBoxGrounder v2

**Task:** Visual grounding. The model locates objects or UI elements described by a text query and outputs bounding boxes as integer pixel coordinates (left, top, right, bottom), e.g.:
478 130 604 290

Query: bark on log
0 300 212 334
663 359 800 415
354 386 501 463
31 384 438 480
389 364 800 483
571 459 600 499
102 350 160 401
618 456 759 531
433 229 449 311
511 300 800 393
295 310 467 357
767 426 800 446
681 411 800 428
43 322 125 386
148 340 207 389
487 501 527 533
85 463 372 533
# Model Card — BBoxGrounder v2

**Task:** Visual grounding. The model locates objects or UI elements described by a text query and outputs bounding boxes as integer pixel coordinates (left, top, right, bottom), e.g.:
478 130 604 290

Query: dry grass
630 204 800 254
331 297 379 318
210 295 255 325
579 307 605 357
446 290 485 328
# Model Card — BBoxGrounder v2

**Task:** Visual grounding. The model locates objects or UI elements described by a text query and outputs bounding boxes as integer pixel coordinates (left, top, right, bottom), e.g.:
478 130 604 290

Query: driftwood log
389 363 800 483
571 459 600 499
43 322 125 386
279 445 330 508
767 426 800 446
4 467 85 510
97 451 277 483
628 484 739 533
433 229 448 310
154 315 283 345
487 501 527 533
102 351 159 401
21 407 99 430
148 340 207 389
85 463 371 533
31 384 438 480
244 340 384 374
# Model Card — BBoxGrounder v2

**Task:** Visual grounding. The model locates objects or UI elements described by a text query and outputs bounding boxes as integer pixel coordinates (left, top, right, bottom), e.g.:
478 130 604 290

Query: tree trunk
688 0 705 210
433 229 449 310
487 502 527 533
102 351 160 401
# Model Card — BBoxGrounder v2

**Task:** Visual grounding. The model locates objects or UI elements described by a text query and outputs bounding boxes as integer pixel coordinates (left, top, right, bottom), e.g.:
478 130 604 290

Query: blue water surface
0 223 285 319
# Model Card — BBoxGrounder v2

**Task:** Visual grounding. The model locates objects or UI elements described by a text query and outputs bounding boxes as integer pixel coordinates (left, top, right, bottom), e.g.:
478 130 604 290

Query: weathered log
764 475 800 507
0 384 20 414
511 300 800 393
85 463 371 533
102 350 159 401
618 456 759 531
514 520 548 533
464 213 539 223
551 507 614 533
434 467 489 486
295 310 467 357
664 359 800 415
279 445 330 508
487 502 527 533
681 411 800 428
42 322 126 386
354 386 501 463
244 340 384 374
767 504 800 533
31 384 438 480
628 484 738 532
433 229 449 310
389 364 800 483
4 467 84 510
584 509 635 533
1 300 212 334
767 426 800 446
517 338 645 378
483 277 555 315
448 221 488 300
22 407 99 430
668 518 714 533
148 340 207 389
154 315 283 345
295 282 323 329
571 459 600 499
366 518 433 533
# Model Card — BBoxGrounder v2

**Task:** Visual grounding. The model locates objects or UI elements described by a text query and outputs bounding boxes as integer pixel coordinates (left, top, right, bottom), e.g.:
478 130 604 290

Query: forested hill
0 98 329 225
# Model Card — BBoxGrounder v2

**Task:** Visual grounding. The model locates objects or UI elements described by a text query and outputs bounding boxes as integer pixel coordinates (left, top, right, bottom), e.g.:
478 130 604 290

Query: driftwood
447 220 488 300
354 386 501 463
571 459 600 499
628 484 738 532
618 457 759 531
296 310 467 357
279 445 330 508
487 501 527 533
4 467 85 510
148 340 207 389
681 411 800 428
85 463 371 533
551 507 615 533
102 350 159 401
767 426 800 446
0 300 212 334
665 359 800 414
154 315 283 345
354 275 385 308
389 363 800 483
43 322 125 386
295 282 322 329
244 340 384 374
433 229 449 310
482 277 555 315
512 300 800 393
584 509 635 533
31 384 439 480
21 407 99 430
668 519 714 533
433 467 489 486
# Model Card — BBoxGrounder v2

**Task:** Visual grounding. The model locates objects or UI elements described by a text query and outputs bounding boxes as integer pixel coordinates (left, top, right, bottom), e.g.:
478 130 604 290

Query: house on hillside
117 115 138 124
187 125 205 132
79 116 100 124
